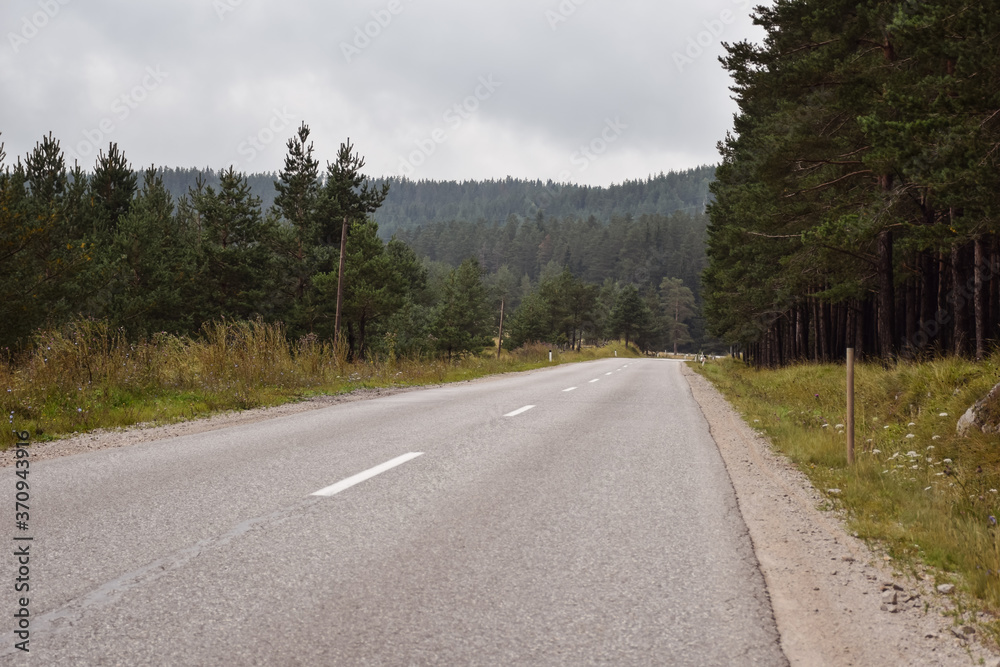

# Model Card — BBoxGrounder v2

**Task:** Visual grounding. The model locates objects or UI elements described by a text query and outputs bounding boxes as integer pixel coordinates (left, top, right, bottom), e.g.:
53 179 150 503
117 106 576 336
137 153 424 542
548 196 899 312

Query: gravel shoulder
0 386 423 468
683 363 1000 667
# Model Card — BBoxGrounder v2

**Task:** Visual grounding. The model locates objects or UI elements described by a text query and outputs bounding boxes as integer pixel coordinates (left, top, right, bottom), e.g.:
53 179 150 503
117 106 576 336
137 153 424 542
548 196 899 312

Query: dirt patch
683 364 999 666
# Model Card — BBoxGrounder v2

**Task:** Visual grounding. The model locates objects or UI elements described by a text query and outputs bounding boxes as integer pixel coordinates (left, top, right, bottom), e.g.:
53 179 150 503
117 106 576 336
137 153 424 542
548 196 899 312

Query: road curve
3 358 786 665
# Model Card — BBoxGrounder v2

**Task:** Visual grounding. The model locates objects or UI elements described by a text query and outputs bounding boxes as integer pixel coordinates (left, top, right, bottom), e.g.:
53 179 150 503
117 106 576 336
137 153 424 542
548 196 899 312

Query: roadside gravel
684 364 1000 666
0 387 422 468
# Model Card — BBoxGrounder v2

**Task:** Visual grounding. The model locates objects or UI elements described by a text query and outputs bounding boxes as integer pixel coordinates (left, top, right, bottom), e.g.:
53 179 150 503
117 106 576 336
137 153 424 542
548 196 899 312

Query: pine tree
432 259 493 359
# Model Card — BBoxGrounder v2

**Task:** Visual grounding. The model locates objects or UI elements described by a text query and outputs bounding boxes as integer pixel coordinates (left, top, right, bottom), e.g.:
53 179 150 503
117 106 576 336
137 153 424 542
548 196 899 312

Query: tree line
704 0 1000 366
0 126 711 359
154 166 716 240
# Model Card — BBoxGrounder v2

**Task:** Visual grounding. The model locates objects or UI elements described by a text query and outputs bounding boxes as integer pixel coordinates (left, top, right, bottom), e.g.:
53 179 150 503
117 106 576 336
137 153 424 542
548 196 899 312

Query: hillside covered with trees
1 127 718 360
154 166 714 239
704 0 1000 366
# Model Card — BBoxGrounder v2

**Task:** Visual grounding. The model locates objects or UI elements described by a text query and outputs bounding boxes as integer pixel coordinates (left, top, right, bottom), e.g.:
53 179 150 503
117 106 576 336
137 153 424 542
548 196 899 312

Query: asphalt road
3 358 787 665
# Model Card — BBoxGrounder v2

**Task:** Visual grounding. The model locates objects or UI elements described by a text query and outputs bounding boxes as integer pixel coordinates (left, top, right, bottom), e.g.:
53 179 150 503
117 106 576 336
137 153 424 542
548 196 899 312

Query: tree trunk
975 236 986 361
876 229 896 360
919 251 938 351
953 243 969 357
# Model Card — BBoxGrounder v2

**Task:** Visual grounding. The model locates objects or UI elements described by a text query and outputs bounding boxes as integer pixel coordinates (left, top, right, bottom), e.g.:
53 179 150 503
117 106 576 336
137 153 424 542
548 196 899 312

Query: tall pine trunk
876 229 896 359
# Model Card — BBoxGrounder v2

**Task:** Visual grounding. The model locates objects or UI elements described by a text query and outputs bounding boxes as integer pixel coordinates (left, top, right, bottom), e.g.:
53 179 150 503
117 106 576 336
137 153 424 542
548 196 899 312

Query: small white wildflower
822 424 829 428
884 425 891 429
883 470 889 474
906 434 916 439
932 435 941 440
936 472 945 477
907 451 918 457
926 446 935 450
835 423 844 429
908 422 916 427
939 413 949 417
872 449 882 455
911 465 920 469
943 458 953 464
924 486 932 491
991 489 998 494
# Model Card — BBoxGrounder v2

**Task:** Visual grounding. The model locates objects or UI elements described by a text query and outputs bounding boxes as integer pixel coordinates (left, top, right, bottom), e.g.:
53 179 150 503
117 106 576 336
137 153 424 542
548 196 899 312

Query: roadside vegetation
1 318 638 450
696 356 1000 631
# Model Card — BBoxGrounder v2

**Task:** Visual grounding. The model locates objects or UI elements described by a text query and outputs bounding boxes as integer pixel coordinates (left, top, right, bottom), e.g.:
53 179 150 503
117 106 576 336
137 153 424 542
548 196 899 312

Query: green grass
1 319 640 449
694 354 1000 630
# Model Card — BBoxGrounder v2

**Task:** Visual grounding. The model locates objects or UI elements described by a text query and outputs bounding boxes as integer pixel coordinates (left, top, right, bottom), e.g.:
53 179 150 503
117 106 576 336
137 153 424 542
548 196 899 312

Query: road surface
3 358 786 665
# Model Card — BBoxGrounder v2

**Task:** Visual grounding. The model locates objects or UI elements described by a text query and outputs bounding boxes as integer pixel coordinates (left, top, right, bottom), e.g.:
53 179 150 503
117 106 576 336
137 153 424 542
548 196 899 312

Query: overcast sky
1 0 767 186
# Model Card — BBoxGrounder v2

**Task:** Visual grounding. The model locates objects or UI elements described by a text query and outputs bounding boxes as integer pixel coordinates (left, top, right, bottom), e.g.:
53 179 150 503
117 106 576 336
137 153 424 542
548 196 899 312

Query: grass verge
1 319 639 449
694 355 1000 635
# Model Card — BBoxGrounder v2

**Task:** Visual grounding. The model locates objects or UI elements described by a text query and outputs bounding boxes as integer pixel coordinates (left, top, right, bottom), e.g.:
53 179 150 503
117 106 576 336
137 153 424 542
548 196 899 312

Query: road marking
605 372 613 375
589 379 600 383
311 452 424 497
504 405 536 417
563 387 578 392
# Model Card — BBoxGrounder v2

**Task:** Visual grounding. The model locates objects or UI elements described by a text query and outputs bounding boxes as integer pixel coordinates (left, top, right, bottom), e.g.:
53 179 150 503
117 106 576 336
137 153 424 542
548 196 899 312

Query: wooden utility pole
334 214 348 340
497 298 505 359
847 347 855 465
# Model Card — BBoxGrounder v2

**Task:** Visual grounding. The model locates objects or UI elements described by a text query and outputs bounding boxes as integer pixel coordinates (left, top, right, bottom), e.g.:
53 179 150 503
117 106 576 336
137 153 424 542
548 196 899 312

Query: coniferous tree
432 258 493 359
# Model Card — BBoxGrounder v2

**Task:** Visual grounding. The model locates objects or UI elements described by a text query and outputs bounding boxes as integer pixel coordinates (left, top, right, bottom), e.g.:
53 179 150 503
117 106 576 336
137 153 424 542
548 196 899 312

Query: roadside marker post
847 347 855 465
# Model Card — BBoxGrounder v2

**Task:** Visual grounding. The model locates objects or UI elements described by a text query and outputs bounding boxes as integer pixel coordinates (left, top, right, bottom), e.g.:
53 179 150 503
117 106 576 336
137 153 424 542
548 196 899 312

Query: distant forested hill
156 166 716 238
370 167 715 237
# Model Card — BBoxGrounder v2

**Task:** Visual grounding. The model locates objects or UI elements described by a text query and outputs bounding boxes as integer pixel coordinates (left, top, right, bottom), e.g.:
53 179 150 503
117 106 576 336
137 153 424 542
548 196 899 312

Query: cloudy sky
1 0 767 186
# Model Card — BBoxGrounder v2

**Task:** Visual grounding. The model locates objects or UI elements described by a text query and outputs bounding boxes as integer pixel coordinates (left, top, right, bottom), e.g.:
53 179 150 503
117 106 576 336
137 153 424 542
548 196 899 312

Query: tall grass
1 320 639 449
696 354 1000 616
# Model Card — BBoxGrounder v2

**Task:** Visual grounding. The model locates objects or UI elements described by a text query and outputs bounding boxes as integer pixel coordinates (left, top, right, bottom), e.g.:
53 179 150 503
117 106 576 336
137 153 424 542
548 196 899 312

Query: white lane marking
605 372 613 376
504 405 536 417
563 387 578 392
589 379 600 383
311 453 424 497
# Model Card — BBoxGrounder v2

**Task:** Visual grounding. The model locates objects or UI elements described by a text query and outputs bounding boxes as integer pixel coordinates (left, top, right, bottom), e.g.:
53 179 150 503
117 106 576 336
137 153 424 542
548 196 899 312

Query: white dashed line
589 379 600 383
311 453 423 497
563 387 578 392
504 405 536 417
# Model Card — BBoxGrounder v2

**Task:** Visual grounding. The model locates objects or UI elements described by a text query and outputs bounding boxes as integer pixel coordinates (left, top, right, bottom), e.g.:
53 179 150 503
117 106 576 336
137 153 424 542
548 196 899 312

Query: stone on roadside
957 381 1000 436
937 584 955 595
